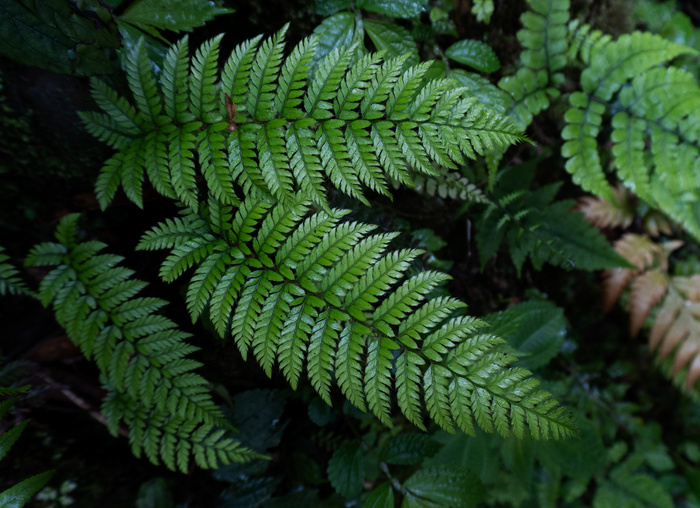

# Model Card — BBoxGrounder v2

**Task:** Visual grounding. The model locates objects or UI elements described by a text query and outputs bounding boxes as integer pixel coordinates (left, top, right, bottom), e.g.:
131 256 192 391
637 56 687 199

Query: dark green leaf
220 476 281 508
229 389 288 451
312 12 358 65
308 397 335 426
357 0 428 19
402 465 486 507
0 0 120 75
410 229 447 252
0 420 28 462
365 482 394 508
379 433 442 465
315 0 351 16
594 464 674 508
0 470 55 508
445 39 500 73
120 0 233 36
136 478 174 508
328 440 365 498
450 69 512 113
364 19 419 66
484 300 566 370
536 416 606 480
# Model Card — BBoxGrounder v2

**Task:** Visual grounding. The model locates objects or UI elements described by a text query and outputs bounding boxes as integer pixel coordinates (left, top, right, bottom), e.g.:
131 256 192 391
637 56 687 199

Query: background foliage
4 0 700 506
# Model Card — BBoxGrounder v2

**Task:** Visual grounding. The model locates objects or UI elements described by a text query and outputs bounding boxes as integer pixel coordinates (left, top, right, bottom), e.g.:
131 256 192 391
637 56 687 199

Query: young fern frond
25 214 257 472
82 29 525 211
138 198 577 440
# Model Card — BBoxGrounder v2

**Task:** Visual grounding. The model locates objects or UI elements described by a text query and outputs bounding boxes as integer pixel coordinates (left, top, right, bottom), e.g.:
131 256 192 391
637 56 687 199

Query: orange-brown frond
614 233 659 270
642 209 674 237
629 268 668 337
602 267 636 312
650 276 700 392
577 184 634 229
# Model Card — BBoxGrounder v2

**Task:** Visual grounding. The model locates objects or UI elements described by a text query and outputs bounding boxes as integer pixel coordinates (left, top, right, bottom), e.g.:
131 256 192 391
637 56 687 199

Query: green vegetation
3 0 700 506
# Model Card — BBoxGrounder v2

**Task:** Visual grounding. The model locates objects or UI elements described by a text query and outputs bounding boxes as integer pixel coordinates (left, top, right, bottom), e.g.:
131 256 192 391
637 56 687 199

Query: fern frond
140 198 576 439
650 276 700 395
476 167 630 274
26 214 256 472
577 183 634 230
562 31 700 236
82 31 524 210
499 0 570 128
0 247 34 298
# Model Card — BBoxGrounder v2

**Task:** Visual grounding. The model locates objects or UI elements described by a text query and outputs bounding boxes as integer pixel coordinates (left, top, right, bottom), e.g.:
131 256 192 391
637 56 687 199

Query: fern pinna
137 197 576 439
25 214 257 472
79 25 524 211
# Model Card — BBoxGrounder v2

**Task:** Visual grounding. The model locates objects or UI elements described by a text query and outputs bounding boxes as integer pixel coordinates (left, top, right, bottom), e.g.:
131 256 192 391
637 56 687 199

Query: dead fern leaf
602 234 682 313
577 183 634 229
602 234 658 312
650 275 700 391
642 209 674 237
629 268 668 337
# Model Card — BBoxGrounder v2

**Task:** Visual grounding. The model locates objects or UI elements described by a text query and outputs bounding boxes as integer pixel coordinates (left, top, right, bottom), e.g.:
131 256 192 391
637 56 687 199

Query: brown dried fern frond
642 209 675 237
577 183 634 230
602 234 682 328
629 268 668 337
650 275 700 391
601 234 676 312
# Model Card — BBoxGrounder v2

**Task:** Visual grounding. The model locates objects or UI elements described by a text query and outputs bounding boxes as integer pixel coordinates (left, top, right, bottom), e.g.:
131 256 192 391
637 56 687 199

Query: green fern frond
499 0 570 128
138 198 576 440
476 167 631 275
562 30 700 237
82 30 525 211
0 247 34 298
25 214 257 472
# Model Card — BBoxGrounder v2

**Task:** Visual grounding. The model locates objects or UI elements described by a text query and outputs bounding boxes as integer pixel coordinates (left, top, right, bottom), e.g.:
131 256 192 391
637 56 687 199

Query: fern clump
562 29 700 238
80 26 526 211
25 214 257 472
137 197 576 439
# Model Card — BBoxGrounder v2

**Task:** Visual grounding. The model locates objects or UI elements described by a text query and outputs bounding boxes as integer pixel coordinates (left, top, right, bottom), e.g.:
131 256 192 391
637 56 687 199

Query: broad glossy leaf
483 300 566 370
120 0 233 37
315 0 351 16
364 19 419 66
357 0 428 19
328 440 365 498
451 69 512 113
445 39 500 73
379 433 442 465
312 12 358 66
365 482 394 508
402 465 486 507
0 0 120 75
